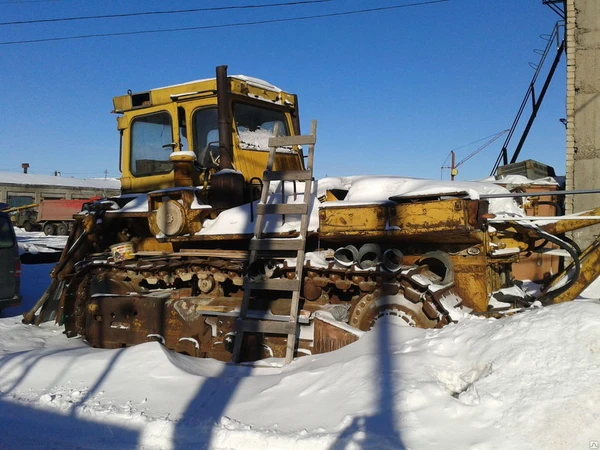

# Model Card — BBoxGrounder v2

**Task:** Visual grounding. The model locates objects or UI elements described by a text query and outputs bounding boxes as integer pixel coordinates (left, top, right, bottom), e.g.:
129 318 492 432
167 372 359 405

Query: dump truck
8 199 95 235
26 66 600 364
38 198 101 236
11 198 97 235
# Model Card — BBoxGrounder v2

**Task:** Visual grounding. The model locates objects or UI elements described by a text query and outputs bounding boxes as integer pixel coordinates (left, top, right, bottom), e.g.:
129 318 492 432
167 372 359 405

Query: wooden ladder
232 120 317 364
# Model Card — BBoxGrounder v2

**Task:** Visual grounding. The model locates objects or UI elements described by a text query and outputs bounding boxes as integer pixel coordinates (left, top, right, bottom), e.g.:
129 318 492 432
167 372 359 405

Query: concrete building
566 0 600 246
0 172 120 207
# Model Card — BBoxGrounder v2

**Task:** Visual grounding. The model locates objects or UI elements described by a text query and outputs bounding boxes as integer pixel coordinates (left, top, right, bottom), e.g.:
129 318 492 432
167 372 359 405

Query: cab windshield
128 103 293 174
233 103 289 151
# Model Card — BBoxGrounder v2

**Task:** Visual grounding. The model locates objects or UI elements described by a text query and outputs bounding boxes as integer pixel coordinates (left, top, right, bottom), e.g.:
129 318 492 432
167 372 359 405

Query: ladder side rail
282 122 317 363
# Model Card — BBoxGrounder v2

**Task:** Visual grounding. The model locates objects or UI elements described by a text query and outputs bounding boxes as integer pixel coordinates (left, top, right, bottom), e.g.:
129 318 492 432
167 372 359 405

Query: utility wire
0 0 331 26
0 0 449 45
448 129 509 154
0 0 59 3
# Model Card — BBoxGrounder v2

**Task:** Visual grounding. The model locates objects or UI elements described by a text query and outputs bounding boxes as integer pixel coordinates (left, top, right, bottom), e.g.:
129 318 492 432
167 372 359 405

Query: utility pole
450 151 458 181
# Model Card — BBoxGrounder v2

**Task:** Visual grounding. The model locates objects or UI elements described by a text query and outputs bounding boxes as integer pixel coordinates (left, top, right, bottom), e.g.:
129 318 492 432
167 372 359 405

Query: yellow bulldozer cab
113 70 305 194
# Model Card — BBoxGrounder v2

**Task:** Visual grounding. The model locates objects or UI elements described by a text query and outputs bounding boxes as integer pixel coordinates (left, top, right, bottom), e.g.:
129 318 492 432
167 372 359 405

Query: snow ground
1 232 599 450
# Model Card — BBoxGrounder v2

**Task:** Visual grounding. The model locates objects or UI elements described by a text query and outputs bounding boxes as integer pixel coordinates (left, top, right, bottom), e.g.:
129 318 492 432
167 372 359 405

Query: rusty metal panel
319 199 482 240
319 204 388 231
388 199 475 234
85 294 169 349
312 317 359 354
449 254 494 312
84 294 241 360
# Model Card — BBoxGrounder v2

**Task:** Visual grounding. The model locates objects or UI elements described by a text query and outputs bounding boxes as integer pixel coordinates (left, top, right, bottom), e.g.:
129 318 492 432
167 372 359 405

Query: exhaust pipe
216 65 233 170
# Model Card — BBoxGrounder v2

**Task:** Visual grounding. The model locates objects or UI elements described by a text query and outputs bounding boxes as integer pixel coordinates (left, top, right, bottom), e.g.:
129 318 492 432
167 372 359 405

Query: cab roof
112 74 296 114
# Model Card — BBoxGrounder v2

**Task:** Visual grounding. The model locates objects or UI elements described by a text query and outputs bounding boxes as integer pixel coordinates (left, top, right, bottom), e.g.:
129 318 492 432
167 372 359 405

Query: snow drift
1 269 599 449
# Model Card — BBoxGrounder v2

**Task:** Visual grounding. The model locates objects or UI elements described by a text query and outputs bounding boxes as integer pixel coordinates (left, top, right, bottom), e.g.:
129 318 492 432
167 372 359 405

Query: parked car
0 211 21 311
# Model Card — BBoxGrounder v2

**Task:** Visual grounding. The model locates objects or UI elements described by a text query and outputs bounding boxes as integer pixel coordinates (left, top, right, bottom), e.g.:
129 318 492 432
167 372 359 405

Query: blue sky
0 0 566 181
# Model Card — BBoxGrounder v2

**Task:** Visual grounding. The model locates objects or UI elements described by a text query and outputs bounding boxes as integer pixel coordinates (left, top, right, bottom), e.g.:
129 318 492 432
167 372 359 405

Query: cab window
130 112 173 176
233 103 289 150
192 107 219 168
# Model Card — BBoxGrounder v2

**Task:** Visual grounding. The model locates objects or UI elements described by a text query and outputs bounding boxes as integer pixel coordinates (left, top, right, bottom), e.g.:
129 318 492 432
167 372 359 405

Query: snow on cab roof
0 172 121 190
158 74 282 93
232 75 282 92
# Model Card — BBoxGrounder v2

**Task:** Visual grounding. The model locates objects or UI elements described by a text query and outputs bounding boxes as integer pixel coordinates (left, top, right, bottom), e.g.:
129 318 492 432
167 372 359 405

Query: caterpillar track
61 252 457 362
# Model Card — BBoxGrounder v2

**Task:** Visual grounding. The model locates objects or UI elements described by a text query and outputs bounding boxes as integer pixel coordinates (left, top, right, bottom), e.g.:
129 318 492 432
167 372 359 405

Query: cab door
119 103 180 194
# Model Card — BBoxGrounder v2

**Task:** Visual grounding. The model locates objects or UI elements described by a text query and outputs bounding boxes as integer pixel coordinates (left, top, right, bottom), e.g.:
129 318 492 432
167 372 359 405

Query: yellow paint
389 199 474 233
319 204 387 231
319 199 481 236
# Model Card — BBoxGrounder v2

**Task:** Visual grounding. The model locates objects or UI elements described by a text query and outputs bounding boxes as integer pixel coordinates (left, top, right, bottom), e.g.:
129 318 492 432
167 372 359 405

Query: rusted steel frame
22 282 53 324
538 206 600 235
480 188 600 200
22 217 91 324
167 231 303 242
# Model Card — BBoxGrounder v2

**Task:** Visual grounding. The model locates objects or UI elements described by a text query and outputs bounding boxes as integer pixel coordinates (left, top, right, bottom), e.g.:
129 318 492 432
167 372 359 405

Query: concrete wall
566 0 600 246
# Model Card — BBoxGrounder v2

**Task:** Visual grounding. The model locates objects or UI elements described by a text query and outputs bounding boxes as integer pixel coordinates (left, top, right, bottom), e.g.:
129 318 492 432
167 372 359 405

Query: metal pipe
480 188 600 199
216 65 233 170
510 38 566 164
291 94 301 136
490 21 564 174
487 216 600 222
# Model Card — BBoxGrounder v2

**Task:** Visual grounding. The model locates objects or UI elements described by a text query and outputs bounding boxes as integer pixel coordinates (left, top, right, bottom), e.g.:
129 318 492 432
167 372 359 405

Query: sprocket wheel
349 292 443 331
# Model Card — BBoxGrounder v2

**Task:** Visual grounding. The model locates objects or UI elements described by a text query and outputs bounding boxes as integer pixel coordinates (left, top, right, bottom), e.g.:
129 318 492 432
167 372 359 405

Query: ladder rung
237 319 297 335
249 238 305 251
268 135 316 147
256 203 308 215
263 170 312 182
246 309 309 324
243 278 300 291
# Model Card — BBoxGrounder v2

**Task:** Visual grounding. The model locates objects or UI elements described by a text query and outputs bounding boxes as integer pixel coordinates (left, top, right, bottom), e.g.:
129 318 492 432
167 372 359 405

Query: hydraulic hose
532 228 581 304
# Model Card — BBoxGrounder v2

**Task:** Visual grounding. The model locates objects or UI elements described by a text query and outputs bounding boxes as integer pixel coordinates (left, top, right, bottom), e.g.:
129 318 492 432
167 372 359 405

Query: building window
8 195 34 208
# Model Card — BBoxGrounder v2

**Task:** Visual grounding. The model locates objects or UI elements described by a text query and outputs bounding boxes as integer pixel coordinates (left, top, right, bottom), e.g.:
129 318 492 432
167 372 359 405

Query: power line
0 0 331 26
0 0 59 3
448 129 510 154
0 0 449 45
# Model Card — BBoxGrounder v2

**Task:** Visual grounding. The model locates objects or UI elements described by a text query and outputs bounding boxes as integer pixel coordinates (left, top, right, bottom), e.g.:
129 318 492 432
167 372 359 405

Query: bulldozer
26 65 600 364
